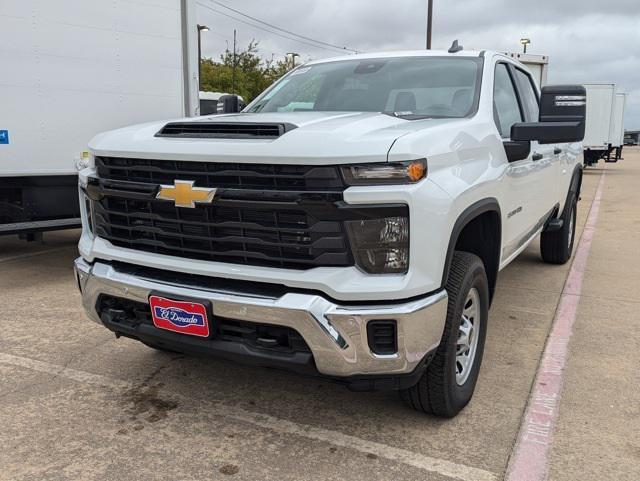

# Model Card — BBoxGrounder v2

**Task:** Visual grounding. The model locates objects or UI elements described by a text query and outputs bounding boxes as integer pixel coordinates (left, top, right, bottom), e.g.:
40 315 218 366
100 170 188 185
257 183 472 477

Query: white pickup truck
75 48 586 417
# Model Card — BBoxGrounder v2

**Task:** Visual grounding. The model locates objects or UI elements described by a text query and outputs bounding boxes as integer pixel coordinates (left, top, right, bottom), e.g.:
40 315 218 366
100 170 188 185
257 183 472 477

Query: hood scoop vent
155 122 297 139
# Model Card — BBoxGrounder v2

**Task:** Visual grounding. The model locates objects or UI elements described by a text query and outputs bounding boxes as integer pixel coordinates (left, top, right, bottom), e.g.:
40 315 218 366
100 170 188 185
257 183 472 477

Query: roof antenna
448 40 463 53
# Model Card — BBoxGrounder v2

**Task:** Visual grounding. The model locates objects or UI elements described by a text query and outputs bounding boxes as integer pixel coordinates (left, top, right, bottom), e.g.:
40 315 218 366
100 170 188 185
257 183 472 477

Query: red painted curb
505 170 606 481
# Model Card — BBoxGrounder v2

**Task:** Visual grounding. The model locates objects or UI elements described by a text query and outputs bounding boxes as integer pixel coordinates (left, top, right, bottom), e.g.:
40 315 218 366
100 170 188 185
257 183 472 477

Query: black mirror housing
511 121 585 145
539 85 586 123
511 85 586 144
199 99 217 115
503 140 531 163
217 94 243 114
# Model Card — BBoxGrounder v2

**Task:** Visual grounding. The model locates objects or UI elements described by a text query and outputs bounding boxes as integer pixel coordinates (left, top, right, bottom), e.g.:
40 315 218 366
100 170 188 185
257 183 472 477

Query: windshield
246 56 482 119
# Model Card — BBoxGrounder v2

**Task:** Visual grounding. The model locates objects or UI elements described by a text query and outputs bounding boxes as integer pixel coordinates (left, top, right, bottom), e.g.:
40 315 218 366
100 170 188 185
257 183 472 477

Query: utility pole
520 38 531 54
426 0 433 49
232 29 237 95
197 24 209 90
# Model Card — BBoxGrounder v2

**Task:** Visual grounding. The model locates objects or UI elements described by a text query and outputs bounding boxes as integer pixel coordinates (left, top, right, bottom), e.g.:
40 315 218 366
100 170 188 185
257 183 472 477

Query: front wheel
400 251 489 417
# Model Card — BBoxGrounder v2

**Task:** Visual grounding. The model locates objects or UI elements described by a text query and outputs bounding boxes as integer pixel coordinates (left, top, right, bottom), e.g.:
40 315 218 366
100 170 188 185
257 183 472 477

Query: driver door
493 62 555 262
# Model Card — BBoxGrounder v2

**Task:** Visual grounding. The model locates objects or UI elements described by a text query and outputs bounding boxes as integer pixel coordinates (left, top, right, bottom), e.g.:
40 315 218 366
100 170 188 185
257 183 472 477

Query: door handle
532 153 543 161
554 147 562 155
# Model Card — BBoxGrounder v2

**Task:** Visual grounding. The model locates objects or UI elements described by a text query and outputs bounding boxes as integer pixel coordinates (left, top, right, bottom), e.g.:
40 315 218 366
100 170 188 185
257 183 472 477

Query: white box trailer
583 84 626 165
504 52 549 87
0 0 200 237
610 93 627 149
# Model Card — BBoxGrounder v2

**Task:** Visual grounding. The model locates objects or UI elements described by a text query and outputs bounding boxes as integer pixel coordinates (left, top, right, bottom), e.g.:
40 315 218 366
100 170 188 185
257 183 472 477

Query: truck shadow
0 231 80 290
123 340 465 434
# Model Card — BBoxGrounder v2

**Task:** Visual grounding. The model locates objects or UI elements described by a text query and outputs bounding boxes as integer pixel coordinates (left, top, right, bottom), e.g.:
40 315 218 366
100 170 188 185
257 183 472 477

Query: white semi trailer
610 92 627 154
582 85 627 166
0 0 200 238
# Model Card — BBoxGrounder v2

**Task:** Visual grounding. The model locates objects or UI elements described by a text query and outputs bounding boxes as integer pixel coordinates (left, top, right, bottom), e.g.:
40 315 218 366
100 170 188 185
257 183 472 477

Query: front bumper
75 258 447 383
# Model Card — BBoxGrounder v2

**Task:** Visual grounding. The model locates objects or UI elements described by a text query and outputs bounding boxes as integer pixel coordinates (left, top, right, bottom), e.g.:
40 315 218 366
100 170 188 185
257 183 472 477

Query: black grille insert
96 294 311 354
92 194 352 269
156 122 297 139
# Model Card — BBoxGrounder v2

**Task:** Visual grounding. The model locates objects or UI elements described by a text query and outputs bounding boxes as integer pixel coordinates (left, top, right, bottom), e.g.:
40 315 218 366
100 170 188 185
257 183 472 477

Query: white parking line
0 352 497 481
0 246 75 264
505 169 607 481
0 353 130 390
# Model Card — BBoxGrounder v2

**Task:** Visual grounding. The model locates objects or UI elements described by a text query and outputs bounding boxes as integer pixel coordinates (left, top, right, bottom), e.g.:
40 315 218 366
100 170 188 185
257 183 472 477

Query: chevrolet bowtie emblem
156 180 216 208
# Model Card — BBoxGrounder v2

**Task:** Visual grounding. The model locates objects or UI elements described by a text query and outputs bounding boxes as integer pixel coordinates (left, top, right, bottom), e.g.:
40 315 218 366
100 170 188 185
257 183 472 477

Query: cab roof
304 49 488 66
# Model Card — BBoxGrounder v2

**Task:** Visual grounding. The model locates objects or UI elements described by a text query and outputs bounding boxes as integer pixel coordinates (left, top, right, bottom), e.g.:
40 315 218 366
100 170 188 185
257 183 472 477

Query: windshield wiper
247 101 267 113
382 111 436 120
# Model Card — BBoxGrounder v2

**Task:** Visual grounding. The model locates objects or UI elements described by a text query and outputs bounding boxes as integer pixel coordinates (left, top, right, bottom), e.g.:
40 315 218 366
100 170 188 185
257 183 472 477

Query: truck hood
89 112 458 165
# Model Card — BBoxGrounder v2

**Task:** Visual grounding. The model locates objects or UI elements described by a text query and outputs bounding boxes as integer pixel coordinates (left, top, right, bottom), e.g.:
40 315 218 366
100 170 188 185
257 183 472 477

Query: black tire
541 195 577 264
400 251 489 417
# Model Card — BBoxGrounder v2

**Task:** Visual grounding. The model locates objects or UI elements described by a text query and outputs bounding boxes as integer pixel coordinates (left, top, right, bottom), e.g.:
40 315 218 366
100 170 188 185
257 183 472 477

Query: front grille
91 157 353 269
90 157 407 270
92 194 351 268
97 295 311 354
96 156 345 191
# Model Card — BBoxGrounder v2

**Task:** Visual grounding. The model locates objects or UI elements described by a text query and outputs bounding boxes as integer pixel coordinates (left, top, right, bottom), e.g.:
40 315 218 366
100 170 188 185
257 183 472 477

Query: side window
493 64 523 138
513 69 540 122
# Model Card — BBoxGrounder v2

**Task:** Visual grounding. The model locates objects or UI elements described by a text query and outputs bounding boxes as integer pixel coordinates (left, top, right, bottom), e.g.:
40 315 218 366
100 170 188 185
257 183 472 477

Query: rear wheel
541 195 577 264
400 251 489 417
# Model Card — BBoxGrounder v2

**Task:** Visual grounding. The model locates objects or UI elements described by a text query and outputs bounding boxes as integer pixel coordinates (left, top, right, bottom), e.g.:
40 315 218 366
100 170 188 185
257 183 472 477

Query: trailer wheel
541 195 577 264
399 251 489 417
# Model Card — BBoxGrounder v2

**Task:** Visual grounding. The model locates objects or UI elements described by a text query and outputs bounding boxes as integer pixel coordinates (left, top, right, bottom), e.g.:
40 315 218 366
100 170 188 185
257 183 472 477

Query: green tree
200 41 295 103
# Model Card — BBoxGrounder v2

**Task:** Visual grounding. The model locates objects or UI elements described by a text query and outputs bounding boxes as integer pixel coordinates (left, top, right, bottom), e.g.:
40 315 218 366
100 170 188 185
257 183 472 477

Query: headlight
341 159 427 185
345 216 409 274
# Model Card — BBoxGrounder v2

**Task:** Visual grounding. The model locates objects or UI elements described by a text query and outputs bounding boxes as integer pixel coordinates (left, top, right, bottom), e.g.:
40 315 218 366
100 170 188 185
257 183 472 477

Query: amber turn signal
406 160 427 182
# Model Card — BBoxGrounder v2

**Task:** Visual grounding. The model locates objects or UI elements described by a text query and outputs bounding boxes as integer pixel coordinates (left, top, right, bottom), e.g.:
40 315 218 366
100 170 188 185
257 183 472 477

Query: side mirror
216 94 242 114
199 99 218 115
511 85 586 144
503 140 531 163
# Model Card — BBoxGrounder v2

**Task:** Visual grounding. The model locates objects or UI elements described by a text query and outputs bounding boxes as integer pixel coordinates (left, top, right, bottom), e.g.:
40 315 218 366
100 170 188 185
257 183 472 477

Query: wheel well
449 210 501 303
575 167 583 199
560 166 583 217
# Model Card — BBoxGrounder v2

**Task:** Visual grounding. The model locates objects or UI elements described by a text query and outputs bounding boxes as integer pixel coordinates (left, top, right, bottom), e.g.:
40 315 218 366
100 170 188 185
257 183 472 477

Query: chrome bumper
74 258 448 378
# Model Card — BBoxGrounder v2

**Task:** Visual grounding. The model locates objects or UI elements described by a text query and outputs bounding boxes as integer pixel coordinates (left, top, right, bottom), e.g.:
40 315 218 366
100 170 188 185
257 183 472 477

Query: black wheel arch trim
441 198 502 289
563 165 583 216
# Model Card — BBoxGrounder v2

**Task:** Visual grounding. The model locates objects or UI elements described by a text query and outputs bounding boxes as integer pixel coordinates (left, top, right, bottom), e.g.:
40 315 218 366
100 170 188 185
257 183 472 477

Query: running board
0 218 81 236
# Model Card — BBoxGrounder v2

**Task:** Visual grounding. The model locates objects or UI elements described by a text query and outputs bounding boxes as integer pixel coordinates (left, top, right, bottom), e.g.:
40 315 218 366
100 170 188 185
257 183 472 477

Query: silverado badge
156 180 216 208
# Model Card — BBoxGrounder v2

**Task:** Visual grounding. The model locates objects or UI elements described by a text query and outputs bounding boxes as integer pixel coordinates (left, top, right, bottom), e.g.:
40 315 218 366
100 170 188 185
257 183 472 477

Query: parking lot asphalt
1 149 639 481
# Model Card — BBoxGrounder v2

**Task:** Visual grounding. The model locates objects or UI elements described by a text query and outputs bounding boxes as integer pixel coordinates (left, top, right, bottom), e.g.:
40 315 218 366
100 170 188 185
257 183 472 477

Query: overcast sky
197 0 640 129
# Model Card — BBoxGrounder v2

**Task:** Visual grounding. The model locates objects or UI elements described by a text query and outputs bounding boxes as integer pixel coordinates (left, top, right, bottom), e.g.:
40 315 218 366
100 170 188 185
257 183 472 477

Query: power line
197 1 348 54
209 28 295 61
210 0 359 53
197 1 356 55
206 29 231 40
